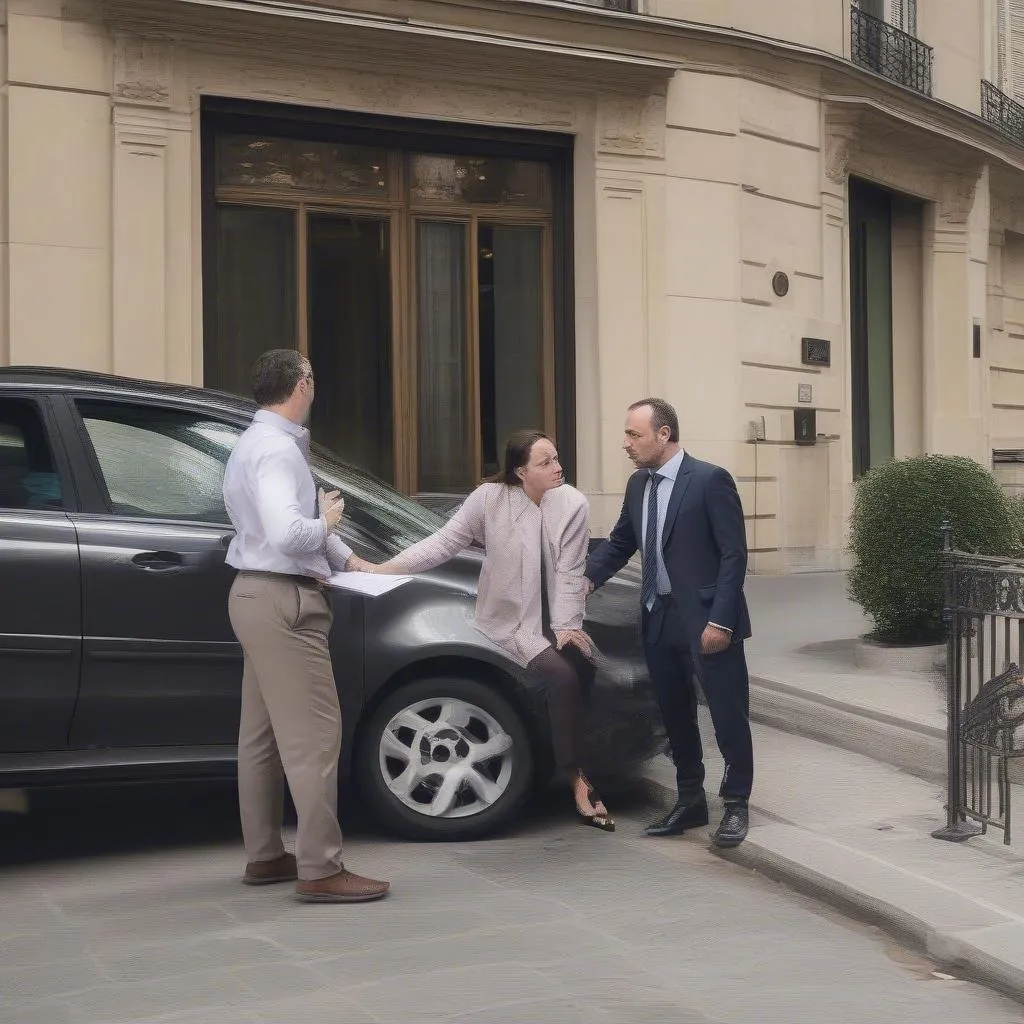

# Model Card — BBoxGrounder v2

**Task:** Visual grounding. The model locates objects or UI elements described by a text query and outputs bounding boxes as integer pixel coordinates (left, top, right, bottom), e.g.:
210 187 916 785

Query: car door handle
132 551 185 572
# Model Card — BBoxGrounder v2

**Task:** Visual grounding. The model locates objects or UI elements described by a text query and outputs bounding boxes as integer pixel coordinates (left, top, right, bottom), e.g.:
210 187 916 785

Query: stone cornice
103 0 678 95
100 0 1024 174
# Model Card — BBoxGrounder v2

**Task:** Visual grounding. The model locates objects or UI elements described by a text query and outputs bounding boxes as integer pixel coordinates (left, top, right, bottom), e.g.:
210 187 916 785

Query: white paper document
325 571 414 598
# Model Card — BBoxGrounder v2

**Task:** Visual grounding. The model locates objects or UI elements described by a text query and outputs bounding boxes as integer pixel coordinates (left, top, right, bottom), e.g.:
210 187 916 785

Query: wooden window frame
200 99 575 494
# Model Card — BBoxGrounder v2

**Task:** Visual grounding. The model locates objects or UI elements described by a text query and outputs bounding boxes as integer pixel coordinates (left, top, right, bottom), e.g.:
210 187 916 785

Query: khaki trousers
228 573 344 881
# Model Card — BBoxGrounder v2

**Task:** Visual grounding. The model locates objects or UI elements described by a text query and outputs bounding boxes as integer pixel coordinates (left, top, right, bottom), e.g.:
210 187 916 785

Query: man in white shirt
223 349 388 903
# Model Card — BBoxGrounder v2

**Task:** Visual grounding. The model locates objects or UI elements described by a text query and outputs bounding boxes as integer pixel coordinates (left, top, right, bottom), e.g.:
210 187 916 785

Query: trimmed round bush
1012 493 1024 546
848 455 1023 645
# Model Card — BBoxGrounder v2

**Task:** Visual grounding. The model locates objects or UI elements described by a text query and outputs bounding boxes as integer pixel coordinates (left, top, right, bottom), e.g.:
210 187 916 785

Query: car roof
0 366 256 417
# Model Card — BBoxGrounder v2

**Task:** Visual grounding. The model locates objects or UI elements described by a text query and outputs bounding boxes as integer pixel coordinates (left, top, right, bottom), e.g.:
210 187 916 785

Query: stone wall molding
113 31 174 107
596 90 667 158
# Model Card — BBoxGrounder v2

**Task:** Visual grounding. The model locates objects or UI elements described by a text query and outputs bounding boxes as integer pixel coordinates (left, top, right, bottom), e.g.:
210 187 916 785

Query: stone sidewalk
644 572 1024 1001
10 782 1023 1024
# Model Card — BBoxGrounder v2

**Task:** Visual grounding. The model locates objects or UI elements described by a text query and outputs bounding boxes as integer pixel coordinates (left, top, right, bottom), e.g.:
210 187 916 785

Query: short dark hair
250 349 308 407
629 397 679 443
486 429 551 487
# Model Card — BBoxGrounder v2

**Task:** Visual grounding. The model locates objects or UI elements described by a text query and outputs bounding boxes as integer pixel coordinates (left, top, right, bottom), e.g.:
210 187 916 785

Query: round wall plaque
772 271 790 298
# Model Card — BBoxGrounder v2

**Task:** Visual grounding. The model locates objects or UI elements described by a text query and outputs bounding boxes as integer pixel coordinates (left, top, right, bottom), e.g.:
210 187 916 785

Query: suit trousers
228 572 345 881
643 597 754 801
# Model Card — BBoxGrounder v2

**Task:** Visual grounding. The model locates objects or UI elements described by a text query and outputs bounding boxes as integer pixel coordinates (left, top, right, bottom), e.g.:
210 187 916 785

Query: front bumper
583 657 665 773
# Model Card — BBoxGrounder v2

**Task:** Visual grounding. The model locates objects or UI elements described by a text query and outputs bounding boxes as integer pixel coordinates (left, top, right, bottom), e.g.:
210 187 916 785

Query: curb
749 674 947 782
723 824 1024 1001
643 769 1024 1002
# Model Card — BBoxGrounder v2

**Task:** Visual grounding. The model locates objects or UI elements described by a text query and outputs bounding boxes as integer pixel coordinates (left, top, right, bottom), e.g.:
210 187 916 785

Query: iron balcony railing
851 7 933 97
982 79 1024 149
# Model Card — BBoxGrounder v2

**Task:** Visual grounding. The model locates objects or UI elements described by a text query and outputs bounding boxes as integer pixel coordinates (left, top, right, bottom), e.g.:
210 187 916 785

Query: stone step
749 671 1024 787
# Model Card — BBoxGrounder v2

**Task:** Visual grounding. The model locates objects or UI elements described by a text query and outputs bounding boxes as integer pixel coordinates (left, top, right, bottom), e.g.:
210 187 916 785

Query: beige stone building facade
2 0 1024 571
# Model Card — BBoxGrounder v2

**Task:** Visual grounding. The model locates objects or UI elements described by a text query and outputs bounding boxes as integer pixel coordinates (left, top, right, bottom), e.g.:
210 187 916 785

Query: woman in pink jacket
368 430 614 831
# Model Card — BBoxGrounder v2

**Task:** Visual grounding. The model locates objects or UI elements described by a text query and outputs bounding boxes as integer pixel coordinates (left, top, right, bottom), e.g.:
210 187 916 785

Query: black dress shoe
712 802 749 848
645 793 709 837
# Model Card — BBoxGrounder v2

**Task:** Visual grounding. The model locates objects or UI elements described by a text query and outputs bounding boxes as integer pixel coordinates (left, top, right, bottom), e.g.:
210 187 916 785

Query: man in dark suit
586 398 753 847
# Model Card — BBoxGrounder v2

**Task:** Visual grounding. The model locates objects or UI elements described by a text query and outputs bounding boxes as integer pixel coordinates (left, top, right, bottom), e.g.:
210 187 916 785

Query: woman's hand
345 554 378 573
555 629 593 661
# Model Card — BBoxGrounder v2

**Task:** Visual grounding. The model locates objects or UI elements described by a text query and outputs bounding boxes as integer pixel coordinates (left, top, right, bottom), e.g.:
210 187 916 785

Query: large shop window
203 117 566 497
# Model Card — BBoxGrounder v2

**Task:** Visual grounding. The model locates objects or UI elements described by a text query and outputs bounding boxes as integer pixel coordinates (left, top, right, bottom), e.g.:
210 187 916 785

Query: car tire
356 675 534 841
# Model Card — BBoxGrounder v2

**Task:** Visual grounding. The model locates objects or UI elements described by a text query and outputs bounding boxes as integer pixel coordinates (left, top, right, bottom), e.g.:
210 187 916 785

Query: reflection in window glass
79 406 236 523
216 135 390 196
0 400 63 511
77 402 445 556
410 155 549 207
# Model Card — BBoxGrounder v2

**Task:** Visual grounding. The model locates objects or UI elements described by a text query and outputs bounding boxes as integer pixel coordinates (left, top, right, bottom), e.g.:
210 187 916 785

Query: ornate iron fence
851 7 933 97
981 80 1024 150
932 524 1024 846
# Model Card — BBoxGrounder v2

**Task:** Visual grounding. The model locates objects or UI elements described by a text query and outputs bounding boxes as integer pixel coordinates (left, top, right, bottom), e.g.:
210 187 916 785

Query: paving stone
0 960 111 1005
346 963 561 1022
4 757 1024 1024
0 1002 76 1024
58 968 258 1024
96 935 293 984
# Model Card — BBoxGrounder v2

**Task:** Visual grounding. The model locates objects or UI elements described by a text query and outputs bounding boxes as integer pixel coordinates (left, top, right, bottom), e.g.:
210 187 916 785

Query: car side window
76 402 242 524
0 398 64 512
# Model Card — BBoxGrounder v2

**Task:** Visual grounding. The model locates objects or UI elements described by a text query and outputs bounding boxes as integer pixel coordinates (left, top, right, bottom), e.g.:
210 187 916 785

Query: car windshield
307 442 447 558
189 421 446 558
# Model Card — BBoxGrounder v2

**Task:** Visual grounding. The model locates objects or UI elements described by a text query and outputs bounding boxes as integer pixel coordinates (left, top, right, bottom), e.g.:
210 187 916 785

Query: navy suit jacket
586 453 752 649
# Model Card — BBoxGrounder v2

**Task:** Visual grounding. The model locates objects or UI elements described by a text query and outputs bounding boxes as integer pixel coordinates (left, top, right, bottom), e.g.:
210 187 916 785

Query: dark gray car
0 367 661 840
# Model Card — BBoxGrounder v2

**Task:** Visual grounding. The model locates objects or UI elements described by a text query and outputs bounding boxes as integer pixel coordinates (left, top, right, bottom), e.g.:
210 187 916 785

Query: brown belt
237 569 325 589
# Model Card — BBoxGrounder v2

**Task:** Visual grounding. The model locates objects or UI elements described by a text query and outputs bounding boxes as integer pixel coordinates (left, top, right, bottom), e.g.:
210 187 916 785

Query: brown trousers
227 573 344 881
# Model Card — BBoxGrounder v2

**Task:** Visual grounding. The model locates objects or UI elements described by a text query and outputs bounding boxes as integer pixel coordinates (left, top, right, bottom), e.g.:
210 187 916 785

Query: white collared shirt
223 409 352 578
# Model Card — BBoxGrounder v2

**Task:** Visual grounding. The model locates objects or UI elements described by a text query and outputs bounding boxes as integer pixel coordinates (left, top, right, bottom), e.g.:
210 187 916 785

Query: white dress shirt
223 410 352 578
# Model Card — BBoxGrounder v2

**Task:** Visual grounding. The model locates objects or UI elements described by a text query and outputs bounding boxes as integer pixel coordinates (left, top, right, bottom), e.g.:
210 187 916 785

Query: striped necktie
641 471 662 609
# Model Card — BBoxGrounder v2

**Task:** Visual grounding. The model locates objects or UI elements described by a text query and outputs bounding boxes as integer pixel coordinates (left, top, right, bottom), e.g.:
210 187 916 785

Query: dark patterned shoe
712 802 749 848
645 793 709 837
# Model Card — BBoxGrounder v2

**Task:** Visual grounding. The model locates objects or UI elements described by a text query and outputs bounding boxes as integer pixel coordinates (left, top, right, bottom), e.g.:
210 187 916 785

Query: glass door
307 213 394 482
205 127 562 497
478 223 548 479
413 218 550 494
850 179 895 478
208 205 297 399
414 220 473 494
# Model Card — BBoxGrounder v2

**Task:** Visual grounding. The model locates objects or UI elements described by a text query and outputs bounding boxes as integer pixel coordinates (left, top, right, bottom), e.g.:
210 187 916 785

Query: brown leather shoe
242 853 298 886
295 869 390 903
